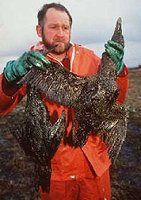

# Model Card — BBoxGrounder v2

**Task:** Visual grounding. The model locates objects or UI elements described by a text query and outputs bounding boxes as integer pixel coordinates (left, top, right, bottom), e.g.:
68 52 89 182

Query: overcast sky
0 0 141 70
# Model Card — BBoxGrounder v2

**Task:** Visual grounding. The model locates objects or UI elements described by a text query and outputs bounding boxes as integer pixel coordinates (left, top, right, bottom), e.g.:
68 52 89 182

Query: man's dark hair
37 3 72 27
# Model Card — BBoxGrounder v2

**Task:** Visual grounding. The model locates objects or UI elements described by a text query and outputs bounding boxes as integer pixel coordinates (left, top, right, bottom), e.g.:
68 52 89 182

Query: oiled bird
19 18 127 162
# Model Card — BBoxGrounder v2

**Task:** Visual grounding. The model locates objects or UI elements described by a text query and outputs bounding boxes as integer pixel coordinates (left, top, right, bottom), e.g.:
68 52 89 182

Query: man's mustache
54 39 65 43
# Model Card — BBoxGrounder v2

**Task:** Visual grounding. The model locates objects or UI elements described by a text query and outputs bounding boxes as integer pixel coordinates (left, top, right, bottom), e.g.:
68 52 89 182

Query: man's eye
50 26 56 29
64 26 69 31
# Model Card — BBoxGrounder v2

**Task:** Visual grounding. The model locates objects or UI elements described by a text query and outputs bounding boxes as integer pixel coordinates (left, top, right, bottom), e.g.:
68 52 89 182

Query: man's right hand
3 51 51 82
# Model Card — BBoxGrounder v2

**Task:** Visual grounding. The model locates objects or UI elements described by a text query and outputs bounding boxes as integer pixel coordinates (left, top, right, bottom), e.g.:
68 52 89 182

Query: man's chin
52 45 66 55
54 44 65 52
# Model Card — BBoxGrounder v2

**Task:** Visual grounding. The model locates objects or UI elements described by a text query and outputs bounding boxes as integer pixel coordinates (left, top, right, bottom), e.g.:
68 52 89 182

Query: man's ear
36 25 42 37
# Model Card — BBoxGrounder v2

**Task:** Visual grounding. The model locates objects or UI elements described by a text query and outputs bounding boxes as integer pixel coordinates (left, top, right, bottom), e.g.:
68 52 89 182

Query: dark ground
0 67 141 200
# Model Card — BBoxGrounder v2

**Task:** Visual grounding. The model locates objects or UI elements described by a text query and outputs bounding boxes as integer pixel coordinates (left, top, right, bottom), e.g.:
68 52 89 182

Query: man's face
38 8 71 54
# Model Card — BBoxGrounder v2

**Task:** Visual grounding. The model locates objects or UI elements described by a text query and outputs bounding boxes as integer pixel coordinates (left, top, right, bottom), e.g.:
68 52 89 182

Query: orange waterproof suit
0 43 128 200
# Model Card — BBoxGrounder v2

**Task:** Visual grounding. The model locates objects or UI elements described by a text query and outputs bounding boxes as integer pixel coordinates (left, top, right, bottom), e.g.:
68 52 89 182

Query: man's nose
57 27 65 37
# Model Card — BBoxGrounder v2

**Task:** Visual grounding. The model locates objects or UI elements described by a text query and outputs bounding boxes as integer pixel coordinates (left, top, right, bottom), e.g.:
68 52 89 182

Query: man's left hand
105 40 124 75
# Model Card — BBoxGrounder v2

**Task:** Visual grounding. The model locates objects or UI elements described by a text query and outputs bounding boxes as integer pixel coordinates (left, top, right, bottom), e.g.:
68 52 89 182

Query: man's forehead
45 8 70 25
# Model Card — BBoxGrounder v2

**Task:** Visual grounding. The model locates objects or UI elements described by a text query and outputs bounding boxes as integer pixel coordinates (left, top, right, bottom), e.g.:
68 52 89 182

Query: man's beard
42 34 70 55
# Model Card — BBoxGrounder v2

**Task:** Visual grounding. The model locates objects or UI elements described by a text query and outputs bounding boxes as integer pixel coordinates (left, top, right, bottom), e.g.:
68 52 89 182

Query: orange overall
0 43 128 200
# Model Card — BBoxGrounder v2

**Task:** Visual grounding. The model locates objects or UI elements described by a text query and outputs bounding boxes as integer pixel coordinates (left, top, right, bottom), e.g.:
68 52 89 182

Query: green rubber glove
27 51 51 69
3 51 51 82
105 40 124 75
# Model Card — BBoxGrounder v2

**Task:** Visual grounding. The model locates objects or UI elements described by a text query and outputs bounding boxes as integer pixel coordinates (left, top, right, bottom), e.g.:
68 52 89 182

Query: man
0 3 128 200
